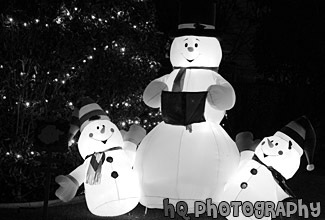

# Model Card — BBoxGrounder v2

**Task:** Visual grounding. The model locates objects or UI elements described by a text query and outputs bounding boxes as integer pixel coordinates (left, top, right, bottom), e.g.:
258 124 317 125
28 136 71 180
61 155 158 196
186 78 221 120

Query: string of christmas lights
0 0 166 202
0 1 163 113
0 0 231 204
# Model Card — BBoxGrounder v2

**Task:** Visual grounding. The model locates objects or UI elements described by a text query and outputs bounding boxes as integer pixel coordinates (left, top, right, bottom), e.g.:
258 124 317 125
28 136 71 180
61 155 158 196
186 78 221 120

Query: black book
161 91 207 126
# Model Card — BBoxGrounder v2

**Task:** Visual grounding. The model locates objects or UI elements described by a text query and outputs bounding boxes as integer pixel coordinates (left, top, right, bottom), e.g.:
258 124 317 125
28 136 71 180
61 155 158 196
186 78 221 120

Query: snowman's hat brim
170 0 219 38
169 23 219 38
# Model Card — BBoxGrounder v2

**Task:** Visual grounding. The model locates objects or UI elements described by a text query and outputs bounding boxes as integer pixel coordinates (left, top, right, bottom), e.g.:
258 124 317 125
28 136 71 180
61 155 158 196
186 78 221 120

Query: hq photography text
163 198 321 219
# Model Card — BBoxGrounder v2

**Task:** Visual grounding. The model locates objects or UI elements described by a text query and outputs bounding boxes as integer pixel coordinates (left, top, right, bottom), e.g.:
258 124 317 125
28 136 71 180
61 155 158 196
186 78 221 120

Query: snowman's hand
55 175 79 202
235 132 261 152
143 80 168 108
123 124 146 145
207 83 235 111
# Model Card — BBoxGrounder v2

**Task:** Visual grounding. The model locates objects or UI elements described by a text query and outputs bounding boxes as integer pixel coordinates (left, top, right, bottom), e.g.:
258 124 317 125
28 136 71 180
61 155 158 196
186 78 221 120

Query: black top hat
169 0 218 37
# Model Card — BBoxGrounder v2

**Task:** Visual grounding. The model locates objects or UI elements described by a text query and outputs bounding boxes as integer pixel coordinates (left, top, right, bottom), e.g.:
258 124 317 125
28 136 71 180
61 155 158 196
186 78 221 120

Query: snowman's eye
185 43 188 47
97 126 99 129
194 43 198 47
278 150 283 155
288 140 292 150
275 143 278 146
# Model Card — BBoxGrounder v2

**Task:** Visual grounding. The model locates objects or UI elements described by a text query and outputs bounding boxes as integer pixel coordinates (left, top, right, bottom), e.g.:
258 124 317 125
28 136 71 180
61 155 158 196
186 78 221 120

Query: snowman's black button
250 168 257 175
240 182 248 189
106 156 113 163
111 171 118 179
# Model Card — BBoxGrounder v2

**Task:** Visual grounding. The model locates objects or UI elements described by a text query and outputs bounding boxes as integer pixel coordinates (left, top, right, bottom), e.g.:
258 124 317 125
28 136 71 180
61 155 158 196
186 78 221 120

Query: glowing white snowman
221 116 316 220
55 98 146 216
134 21 240 211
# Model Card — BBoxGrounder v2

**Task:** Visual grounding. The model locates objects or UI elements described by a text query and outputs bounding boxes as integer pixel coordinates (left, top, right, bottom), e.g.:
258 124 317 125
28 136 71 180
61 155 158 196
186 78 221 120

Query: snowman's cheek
268 148 286 156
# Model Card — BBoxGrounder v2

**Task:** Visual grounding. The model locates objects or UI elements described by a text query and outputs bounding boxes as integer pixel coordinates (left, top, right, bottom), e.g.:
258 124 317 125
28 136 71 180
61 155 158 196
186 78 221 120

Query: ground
1 141 325 220
0 168 324 220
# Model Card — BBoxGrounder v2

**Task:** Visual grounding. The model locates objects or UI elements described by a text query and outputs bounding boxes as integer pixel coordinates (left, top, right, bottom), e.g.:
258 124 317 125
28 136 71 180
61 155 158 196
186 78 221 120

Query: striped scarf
85 146 122 185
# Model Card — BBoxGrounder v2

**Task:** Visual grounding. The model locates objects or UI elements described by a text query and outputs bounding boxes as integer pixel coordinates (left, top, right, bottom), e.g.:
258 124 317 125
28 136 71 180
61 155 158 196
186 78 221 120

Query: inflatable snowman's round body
77 119 140 216
55 99 146 217
220 116 316 220
134 35 240 212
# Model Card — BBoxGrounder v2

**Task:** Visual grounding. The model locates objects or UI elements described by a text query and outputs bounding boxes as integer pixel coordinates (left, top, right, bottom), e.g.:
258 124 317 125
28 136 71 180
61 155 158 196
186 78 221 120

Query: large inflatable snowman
55 97 146 216
134 0 239 212
221 116 316 220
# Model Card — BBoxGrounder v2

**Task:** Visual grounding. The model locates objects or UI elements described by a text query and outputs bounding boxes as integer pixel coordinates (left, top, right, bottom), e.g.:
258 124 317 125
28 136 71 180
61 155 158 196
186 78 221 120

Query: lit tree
0 0 166 202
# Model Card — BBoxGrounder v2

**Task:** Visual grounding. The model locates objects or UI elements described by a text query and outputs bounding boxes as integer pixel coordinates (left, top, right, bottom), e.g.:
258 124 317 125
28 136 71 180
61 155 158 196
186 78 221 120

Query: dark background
154 0 325 148
0 1 324 217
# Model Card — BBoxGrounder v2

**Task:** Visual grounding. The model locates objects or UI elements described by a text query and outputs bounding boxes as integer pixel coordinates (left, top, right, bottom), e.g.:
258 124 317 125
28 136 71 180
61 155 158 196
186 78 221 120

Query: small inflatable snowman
134 0 239 212
221 116 316 220
55 97 146 216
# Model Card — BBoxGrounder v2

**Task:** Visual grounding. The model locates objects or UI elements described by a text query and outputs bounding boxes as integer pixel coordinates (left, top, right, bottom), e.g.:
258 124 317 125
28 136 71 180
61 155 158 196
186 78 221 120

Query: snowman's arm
55 161 87 202
239 150 255 163
143 75 169 108
207 74 236 111
239 139 261 163
122 124 146 165
235 132 261 164
68 160 87 186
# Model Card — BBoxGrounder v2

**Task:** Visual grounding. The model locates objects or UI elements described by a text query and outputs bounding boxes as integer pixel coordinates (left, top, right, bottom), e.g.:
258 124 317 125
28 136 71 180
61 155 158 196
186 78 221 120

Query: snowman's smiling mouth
90 130 114 144
261 148 278 158
182 53 200 63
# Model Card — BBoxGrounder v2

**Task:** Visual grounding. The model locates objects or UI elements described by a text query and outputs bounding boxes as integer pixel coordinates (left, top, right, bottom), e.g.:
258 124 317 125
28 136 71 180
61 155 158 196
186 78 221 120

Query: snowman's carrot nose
187 47 194 52
100 125 105 134
267 138 274 148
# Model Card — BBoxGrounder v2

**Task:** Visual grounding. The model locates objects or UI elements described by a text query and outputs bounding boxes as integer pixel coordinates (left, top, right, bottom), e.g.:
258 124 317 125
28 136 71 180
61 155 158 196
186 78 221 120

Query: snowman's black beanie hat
169 0 219 38
278 115 316 171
